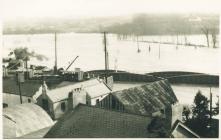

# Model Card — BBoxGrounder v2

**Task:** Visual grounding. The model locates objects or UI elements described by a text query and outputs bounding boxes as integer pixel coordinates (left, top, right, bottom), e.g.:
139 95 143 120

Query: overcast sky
2 0 220 20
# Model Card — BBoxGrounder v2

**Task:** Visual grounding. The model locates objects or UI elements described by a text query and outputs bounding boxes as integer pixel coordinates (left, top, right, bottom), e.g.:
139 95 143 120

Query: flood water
2 33 220 106
2 33 219 75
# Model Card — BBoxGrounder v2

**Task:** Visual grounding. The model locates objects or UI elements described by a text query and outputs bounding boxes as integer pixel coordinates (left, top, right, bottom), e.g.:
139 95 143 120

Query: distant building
37 78 112 120
3 103 54 138
97 80 178 116
44 104 161 138
170 120 200 138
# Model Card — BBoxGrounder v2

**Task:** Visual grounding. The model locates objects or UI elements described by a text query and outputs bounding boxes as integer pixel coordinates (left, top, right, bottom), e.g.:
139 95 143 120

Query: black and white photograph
1 0 220 138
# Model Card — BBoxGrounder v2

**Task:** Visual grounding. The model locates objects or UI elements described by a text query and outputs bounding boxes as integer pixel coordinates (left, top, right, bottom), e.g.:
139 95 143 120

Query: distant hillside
3 13 219 35
104 13 219 35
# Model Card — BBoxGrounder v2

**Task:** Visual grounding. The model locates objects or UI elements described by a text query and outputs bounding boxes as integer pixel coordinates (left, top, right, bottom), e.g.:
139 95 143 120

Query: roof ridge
76 103 152 118
112 79 169 95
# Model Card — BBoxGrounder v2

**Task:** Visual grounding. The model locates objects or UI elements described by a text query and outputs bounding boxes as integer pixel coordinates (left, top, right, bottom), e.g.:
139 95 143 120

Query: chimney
42 81 48 99
68 91 74 111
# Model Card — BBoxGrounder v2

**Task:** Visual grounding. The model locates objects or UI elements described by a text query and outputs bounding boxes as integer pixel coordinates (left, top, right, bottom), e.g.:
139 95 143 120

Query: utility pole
158 43 161 59
18 82 22 104
210 87 213 125
54 32 58 74
17 72 25 104
103 32 108 83
158 36 161 59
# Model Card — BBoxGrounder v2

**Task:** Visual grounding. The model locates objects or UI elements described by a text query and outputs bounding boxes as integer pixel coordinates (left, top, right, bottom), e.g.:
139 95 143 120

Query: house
3 77 43 107
44 104 162 138
37 82 87 120
170 120 200 138
85 81 111 105
97 80 178 116
37 78 112 120
3 103 54 138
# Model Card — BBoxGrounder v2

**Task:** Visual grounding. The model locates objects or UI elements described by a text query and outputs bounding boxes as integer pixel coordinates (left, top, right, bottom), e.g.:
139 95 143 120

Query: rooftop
111 80 178 115
84 82 111 98
3 103 54 138
45 104 158 138
170 120 200 138
46 78 110 102
3 77 42 97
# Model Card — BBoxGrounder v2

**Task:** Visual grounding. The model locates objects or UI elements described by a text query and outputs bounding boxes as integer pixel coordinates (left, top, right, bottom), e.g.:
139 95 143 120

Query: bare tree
211 29 217 48
200 25 210 47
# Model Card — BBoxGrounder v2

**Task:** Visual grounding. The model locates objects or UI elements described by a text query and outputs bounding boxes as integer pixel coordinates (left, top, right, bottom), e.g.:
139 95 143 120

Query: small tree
213 96 219 115
186 90 210 135
8 47 48 69
192 90 210 123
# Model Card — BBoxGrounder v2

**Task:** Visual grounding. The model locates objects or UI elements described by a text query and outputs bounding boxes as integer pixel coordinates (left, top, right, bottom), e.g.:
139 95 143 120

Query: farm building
44 104 162 138
97 80 178 116
37 78 111 120
3 103 54 138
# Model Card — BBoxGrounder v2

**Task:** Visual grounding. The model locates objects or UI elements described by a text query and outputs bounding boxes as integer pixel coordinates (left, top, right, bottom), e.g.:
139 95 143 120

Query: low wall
147 71 204 78
86 70 160 83
166 74 219 86
87 70 219 86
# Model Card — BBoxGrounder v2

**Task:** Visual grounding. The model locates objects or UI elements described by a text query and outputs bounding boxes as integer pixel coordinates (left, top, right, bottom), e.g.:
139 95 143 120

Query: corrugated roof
3 116 16 138
3 103 54 138
19 126 53 138
45 104 159 138
84 83 111 98
112 80 178 116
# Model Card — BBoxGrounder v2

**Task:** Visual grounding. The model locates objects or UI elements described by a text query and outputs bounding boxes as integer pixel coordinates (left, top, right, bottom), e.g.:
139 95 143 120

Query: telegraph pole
18 82 22 104
103 32 108 83
210 87 213 125
54 32 58 74
17 72 25 104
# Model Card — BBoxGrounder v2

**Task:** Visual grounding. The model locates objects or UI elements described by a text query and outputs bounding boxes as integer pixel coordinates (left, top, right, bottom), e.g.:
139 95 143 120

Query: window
61 102 66 112
3 103 8 108
42 99 49 111
28 99 31 103
96 99 99 104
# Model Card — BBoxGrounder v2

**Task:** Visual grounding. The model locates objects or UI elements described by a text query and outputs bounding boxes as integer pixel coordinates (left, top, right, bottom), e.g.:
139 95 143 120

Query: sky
2 0 221 20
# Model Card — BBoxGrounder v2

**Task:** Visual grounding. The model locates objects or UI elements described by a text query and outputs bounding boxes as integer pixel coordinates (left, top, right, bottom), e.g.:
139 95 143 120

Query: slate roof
3 103 54 138
3 77 42 97
111 80 178 116
45 104 158 138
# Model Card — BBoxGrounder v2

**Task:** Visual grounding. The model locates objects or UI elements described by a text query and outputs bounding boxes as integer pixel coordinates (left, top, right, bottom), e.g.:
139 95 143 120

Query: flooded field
2 33 219 75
